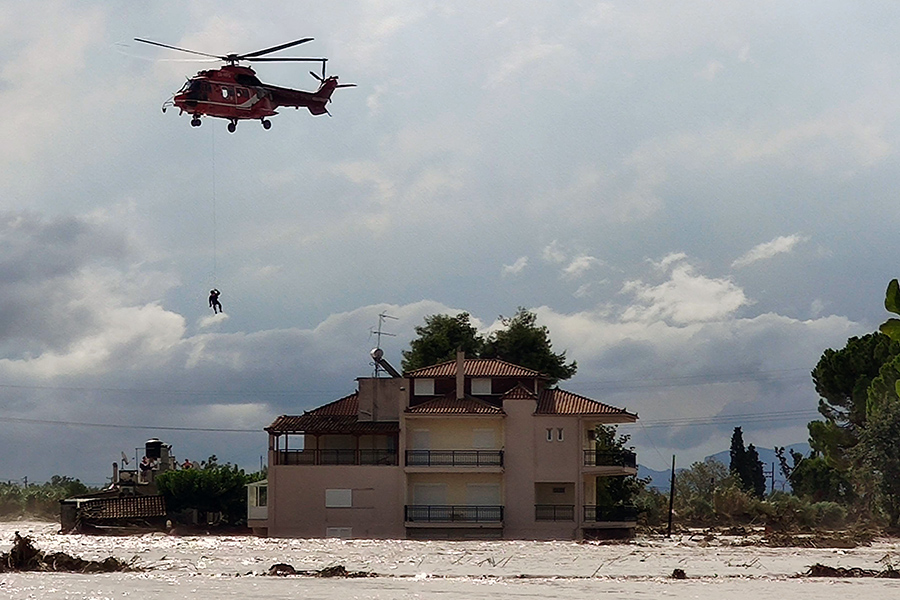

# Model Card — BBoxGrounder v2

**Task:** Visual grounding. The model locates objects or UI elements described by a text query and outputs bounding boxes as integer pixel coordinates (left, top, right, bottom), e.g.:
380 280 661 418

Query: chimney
456 348 465 400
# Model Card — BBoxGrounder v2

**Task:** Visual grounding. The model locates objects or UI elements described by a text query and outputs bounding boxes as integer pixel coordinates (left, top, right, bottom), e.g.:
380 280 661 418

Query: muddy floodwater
3 521 900 599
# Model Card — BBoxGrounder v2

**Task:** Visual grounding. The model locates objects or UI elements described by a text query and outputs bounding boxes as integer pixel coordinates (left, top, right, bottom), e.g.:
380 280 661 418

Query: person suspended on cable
209 289 222 314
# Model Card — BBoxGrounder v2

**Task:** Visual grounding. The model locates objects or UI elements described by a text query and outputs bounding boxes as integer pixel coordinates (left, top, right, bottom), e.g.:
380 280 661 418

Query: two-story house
253 350 637 540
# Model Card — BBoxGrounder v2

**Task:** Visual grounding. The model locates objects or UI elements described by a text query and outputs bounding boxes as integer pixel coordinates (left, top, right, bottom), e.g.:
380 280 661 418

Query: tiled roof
266 392 400 433
407 393 504 415
79 494 167 520
500 384 538 400
536 388 637 419
266 414 399 434
306 392 359 416
405 358 546 379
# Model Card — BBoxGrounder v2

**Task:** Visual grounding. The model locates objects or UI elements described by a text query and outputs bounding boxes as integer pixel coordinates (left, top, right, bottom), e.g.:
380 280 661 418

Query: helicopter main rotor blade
239 38 314 59
246 57 327 62
133 38 224 60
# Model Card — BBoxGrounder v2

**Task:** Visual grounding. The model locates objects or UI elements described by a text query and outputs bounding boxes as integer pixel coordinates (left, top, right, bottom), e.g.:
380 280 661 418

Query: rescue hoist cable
211 126 218 283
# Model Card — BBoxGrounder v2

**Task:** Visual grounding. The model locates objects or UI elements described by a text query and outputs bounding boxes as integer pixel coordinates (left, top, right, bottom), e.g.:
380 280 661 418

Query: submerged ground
2 521 900 599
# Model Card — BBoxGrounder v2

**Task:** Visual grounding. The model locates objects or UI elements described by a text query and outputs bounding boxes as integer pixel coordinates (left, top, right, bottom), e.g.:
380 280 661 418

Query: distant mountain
638 442 811 493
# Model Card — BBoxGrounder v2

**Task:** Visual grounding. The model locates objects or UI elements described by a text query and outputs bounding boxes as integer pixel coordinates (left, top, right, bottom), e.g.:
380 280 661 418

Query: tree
775 447 854 503
482 308 577 383
402 308 577 383
673 458 735 523
729 427 765 497
746 444 767 498
854 398 900 528
809 332 899 468
155 456 262 525
593 424 645 510
401 313 484 372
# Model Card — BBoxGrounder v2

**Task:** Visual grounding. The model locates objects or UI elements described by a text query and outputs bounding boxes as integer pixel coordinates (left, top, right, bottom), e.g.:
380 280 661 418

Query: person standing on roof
209 289 222 314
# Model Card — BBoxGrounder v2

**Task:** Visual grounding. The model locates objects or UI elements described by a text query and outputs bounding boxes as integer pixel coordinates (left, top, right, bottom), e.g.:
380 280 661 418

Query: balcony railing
583 450 637 468
405 505 504 523
535 504 575 521
277 449 398 466
583 504 638 523
405 450 504 467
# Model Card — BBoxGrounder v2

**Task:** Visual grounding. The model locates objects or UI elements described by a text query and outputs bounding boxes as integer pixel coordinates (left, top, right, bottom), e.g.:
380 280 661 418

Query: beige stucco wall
267 464 405 538
535 482 575 504
501 396 536 537
404 417 504 449
532 415 582 482
406 472 503 504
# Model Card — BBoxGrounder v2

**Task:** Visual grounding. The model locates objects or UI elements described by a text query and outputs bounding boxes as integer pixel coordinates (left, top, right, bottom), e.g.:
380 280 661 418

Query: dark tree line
401 308 577 384
729 427 766 498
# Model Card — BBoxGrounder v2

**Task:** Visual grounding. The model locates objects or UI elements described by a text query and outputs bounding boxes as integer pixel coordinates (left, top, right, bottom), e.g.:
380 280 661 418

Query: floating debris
802 563 900 578
0 532 138 573
266 562 375 578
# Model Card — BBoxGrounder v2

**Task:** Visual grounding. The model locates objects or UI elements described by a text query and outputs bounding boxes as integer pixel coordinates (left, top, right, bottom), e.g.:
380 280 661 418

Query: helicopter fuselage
170 65 337 129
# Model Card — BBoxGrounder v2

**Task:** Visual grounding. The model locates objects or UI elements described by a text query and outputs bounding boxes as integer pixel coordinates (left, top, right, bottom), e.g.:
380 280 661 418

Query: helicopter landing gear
261 119 272 130
227 120 237 133
191 117 201 127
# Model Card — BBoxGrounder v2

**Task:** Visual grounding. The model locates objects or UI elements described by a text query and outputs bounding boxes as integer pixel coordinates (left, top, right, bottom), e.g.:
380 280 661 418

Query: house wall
535 482 575 504
404 418 504 449
406 472 503 504
357 377 404 421
501 396 537 538
267 464 404 538
533 416 581 482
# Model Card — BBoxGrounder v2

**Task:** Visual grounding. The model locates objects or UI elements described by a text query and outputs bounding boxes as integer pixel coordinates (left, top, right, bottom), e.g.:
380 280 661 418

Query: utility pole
666 455 675 537
763 462 775 495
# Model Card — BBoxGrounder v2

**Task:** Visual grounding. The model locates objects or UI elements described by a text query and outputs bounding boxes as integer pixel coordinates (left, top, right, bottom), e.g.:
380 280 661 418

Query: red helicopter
135 37 355 132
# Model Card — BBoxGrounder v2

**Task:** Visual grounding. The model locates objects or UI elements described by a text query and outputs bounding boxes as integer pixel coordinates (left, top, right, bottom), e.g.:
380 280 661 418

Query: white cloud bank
732 234 809 268
0 213 862 477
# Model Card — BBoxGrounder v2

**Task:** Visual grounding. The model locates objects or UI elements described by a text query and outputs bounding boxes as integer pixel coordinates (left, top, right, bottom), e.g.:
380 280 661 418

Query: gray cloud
1 1 897 480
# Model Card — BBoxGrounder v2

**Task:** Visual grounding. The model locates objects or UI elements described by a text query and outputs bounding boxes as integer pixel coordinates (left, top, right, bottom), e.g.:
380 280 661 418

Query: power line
0 367 812 398
0 406 824 435
637 408 819 429
571 367 811 393
0 382 348 397
0 416 259 433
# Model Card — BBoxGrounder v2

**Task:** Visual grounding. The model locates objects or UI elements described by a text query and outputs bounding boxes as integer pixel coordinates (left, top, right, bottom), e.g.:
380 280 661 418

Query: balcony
583 450 637 469
405 505 504 523
276 449 398 466
405 450 504 467
535 504 575 521
583 504 638 523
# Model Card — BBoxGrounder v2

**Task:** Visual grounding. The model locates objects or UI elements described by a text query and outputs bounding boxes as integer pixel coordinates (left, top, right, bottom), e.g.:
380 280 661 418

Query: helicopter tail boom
266 77 352 115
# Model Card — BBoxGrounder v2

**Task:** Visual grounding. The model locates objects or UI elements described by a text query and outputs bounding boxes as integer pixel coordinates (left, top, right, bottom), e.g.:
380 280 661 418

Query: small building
60 438 176 533
258 351 638 540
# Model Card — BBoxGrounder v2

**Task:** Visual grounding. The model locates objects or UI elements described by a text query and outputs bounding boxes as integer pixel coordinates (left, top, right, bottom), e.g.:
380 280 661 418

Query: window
325 489 352 508
471 378 491 395
414 378 434 396
546 428 553 442
557 428 564 442
256 485 267 507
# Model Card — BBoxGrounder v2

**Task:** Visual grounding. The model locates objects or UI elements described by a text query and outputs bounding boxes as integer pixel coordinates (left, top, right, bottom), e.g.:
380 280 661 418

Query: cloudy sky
0 1 896 484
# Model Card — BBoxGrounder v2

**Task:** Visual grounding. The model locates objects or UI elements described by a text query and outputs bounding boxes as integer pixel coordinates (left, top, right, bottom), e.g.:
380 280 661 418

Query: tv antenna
369 312 398 377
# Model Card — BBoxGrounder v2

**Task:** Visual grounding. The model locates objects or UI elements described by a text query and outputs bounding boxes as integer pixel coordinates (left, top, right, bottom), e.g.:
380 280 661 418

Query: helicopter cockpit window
180 79 204 98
